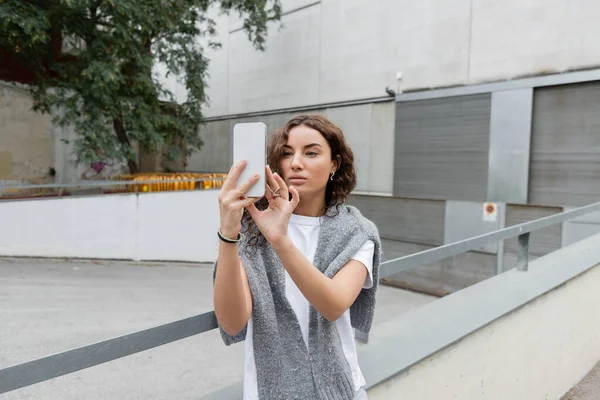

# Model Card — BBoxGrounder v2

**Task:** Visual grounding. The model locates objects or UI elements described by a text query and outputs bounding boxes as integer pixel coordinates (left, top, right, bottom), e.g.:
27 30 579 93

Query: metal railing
1 200 600 395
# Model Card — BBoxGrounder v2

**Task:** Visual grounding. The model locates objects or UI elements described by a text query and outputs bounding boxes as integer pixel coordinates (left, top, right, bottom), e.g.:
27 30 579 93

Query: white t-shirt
243 213 375 399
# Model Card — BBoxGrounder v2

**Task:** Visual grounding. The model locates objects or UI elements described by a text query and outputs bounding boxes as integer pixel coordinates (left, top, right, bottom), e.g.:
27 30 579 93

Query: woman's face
280 125 336 199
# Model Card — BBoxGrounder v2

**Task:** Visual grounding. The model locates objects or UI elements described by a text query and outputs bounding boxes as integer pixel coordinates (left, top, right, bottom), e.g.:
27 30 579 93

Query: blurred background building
2 0 600 294
161 0 600 294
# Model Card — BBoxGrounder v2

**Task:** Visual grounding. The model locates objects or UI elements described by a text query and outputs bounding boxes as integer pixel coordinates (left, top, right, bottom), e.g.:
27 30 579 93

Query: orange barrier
114 173 227 193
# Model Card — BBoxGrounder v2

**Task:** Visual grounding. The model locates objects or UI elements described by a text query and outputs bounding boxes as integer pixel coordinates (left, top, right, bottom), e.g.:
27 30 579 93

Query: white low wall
363 233 600 400
0 191 221 263
136 191 220 262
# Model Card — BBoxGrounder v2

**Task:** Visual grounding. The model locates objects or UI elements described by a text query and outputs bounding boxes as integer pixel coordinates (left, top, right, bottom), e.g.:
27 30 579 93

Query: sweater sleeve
348 214 383 341
319 207 382 340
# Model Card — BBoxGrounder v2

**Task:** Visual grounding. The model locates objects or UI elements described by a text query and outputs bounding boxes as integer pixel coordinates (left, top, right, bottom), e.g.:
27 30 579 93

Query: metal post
516 232 530 271
496 239 505 275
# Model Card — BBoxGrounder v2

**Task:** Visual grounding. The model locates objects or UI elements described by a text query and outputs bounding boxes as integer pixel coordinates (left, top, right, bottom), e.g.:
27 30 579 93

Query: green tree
0 0 281 173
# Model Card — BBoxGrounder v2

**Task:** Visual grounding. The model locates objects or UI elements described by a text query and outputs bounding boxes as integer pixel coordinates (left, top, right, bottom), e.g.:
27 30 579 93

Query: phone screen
232 122 267 198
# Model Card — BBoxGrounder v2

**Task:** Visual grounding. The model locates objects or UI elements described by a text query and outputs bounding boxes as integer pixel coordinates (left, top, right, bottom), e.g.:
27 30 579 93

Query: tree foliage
0 0 281 173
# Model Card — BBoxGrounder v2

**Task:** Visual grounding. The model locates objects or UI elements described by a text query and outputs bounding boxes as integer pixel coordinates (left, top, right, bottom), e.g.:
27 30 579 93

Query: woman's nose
291 154 303 169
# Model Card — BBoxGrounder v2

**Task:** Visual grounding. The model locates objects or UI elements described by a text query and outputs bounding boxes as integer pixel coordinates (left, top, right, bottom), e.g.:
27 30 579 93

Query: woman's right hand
218 160 261 238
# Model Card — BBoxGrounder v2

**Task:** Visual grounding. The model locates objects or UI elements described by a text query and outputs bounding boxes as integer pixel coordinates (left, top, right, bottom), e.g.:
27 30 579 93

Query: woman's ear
332 155 342 172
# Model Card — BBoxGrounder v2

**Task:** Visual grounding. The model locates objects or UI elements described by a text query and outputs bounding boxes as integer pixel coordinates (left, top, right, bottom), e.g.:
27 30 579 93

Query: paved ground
561 362 600 400
0 258 436 400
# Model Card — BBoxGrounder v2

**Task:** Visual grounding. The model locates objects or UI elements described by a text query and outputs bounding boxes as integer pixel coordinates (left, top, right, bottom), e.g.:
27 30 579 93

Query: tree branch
113 116 139 174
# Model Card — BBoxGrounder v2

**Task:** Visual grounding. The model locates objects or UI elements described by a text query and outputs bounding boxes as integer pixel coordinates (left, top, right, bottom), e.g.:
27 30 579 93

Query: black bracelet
218 229 243 244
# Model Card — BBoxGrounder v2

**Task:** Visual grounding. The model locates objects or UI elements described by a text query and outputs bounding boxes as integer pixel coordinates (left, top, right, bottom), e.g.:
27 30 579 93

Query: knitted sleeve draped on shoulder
212 204 383 346
317 205 383 340
344 206 383 339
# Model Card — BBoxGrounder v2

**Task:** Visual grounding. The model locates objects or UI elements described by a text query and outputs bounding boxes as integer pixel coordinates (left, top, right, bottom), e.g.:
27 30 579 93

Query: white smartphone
232 122 267 198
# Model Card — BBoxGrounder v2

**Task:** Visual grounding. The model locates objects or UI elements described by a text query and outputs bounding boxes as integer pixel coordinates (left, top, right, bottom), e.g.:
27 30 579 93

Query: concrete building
173 0 600 294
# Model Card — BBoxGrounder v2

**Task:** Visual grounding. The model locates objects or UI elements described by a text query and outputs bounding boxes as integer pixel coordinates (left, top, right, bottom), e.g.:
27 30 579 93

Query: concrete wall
0 191 221 263
164 0 600 117
167 0 600 209
0 81 125 185
0 83 54 180
50 108 118 185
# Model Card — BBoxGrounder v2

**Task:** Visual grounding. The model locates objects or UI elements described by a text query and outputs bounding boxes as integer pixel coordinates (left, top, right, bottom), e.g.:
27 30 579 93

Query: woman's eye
283 152 292 157
306 152 317 156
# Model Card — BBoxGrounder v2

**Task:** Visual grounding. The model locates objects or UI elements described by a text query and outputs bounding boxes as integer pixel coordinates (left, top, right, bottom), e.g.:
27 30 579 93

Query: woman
213 115 382 400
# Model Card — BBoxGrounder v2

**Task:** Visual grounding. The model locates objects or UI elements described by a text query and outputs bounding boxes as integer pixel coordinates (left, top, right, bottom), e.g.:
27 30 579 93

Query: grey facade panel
487 89 533 204
529 82 600 207
326 105 373 192
394 94 491 201
347 195 445 246
186 120 232 173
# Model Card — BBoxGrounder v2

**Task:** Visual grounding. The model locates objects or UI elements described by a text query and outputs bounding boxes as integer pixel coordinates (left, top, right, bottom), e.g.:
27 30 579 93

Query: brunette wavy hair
241 114 357 247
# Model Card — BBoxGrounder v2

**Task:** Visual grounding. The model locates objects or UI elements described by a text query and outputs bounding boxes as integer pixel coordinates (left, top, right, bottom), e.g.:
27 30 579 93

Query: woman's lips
289 177 307 185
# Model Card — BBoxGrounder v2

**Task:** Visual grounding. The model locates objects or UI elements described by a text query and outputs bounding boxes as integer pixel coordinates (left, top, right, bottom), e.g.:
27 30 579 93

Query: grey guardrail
0 313 218 394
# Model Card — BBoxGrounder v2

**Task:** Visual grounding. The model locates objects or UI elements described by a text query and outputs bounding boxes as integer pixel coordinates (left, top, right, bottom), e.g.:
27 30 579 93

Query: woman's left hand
246 165 300 248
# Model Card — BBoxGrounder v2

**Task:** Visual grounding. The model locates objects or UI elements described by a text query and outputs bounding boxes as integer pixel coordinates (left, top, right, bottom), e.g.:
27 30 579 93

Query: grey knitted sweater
213 204 382 400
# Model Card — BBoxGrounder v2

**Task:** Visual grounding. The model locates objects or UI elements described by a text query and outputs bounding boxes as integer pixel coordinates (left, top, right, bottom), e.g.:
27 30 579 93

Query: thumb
246 201 260 220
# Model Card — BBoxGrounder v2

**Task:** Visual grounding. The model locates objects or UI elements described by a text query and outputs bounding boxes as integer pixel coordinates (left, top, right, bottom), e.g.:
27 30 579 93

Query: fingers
222 160 247 191
271 171 289 200
246 201 260 220
221 161 260 203
266 166 287 201
265 166 278 195
265 182 275 201
289 185 300 210
226 196 259 216
236 196 259 209
237 173 260 197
